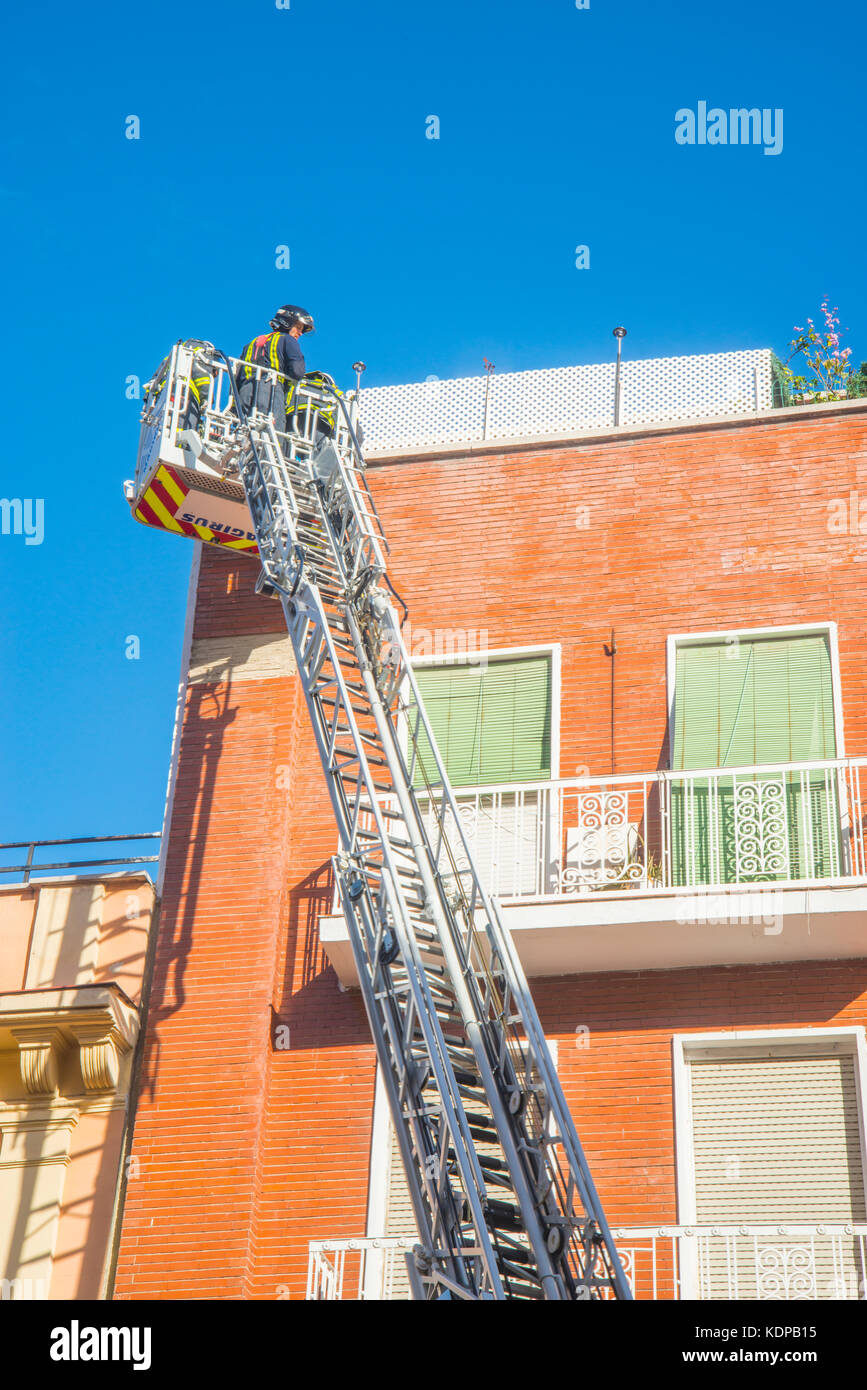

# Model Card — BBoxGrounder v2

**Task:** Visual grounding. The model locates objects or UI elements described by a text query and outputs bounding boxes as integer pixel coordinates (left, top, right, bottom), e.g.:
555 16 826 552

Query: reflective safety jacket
146 339 214 408
290 371 343 432
236 331 306 393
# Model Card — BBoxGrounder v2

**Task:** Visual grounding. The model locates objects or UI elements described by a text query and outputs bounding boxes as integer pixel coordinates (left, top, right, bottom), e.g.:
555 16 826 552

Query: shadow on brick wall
272 859 369 1050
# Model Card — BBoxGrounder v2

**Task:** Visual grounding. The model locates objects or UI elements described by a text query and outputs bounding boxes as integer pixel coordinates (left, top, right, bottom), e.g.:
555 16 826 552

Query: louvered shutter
671 634 839 884
383 1125 418 1300
690 1054 865 1299
673 634 836 770
411 657 553 896
414 656 551 788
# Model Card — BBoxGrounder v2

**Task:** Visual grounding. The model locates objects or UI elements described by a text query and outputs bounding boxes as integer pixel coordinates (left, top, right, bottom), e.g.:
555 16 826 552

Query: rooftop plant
774 298 863 404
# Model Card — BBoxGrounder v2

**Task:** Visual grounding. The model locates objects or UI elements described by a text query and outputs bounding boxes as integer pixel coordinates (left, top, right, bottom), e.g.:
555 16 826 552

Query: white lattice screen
358 348 773 455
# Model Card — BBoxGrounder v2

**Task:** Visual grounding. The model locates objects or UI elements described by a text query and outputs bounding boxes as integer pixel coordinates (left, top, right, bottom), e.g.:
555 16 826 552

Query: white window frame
410 642 562 782
665 621 845 769
672 1026 867 1297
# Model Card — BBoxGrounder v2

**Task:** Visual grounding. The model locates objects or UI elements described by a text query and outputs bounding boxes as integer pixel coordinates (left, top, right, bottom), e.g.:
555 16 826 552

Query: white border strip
156 542 202 896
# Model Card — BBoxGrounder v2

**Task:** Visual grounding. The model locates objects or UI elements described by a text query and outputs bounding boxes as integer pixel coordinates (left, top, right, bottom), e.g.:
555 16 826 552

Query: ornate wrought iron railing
307 1224 867 1300
403 756 867 899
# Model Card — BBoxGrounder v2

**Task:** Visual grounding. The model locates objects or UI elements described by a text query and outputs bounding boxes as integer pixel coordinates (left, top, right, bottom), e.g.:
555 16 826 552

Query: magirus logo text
675 102 783 156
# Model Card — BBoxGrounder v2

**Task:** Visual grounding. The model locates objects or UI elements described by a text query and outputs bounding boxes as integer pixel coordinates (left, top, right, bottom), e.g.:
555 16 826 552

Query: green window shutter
673 634 836 771
671 634 839 885
413 656 551 788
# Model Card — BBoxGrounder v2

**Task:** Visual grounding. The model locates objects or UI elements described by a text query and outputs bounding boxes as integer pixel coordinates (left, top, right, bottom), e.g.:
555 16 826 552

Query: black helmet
271 304 315 334
304 370 336 388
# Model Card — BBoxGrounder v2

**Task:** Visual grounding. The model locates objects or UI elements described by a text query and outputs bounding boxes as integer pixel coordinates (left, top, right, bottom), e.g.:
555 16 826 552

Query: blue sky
1 0 864 862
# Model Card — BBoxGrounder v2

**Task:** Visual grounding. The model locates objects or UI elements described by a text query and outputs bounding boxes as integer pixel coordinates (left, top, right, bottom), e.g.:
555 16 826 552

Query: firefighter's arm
281 334 306 380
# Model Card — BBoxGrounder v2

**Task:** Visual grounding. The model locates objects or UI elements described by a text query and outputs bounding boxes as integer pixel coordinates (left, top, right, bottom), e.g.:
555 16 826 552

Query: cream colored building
0 866 155 1299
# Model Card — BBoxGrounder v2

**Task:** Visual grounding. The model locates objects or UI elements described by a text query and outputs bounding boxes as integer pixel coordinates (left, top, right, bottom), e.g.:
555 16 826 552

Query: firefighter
235 305 314 428
288 370 343 441
145 338 215 434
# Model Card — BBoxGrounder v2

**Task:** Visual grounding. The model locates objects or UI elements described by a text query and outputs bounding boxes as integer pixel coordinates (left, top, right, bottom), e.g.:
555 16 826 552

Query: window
671 631 837 771
674 1030 867 1300
668 627 843 884
409 651 557 897
413 654 552 789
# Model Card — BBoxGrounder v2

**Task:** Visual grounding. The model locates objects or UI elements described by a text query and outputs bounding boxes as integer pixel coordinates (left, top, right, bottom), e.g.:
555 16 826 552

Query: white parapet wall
357 347 774 454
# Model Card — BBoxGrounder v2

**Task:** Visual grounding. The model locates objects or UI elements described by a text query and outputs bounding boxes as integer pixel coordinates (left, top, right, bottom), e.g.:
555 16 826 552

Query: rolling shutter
414 656 552 788
383 1117 506 1300
690 1053 865 1299
671 634 839 884
383 1126 418 1300
672 633 836 770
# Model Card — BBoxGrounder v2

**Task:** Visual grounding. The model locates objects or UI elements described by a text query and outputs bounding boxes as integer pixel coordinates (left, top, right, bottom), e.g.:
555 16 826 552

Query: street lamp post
613 327 627 427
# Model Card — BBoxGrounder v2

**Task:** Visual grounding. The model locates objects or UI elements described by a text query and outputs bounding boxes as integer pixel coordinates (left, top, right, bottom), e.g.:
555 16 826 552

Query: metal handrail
0 833 160 884
408 755 867 799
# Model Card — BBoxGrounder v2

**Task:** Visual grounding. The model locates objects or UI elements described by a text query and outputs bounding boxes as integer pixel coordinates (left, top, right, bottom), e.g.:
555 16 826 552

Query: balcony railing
409 757 867 900
0 833 161 885
307 1226 867 1300
357 348 774 454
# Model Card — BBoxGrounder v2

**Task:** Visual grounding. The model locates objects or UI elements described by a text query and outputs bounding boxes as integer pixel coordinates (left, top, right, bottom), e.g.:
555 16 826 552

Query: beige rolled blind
383 1125 418 1300
690 1053 865 1299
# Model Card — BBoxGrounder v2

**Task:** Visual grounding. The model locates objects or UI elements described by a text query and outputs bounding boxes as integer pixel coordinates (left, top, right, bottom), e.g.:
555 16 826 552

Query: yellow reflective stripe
243 340 254 380
146 488 185 533
157 466 186 507
269 333 279 370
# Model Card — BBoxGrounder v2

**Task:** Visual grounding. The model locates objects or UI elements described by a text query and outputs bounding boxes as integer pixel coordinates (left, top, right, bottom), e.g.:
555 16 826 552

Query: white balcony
415 755 867 899
306 1225 867 1300
319 757 867 983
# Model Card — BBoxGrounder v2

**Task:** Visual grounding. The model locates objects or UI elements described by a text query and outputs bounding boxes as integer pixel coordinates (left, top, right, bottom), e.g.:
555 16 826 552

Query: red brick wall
114 405 867 1299
540 959 867 1225
372 408 867 774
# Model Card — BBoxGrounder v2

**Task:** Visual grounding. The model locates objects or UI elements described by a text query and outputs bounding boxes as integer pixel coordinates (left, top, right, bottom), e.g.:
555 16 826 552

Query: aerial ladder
127 342 633 1302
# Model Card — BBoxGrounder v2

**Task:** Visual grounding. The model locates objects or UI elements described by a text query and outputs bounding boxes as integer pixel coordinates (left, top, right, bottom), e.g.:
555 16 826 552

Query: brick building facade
114 393 867 1301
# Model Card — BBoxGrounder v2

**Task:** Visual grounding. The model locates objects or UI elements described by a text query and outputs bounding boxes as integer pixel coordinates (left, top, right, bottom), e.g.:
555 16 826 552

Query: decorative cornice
66 1022 133 1092
1 985 139 1098
9 1027 67 1095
